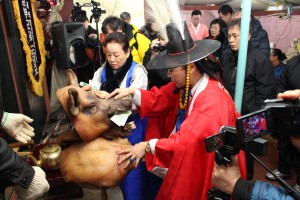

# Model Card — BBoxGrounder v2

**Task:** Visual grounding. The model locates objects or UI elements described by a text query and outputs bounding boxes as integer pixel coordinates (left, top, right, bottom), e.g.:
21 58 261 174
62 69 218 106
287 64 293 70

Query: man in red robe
106 8 247 199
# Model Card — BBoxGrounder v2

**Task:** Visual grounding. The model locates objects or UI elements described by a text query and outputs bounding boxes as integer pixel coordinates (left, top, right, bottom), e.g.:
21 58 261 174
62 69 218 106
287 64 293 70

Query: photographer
145 35 170 89
212 89 300 200
266 55 300 190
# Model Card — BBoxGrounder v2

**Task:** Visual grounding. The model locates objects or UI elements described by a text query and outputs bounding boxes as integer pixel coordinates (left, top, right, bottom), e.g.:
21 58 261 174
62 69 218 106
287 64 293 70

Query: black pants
277 133 300 185
277 133 293 174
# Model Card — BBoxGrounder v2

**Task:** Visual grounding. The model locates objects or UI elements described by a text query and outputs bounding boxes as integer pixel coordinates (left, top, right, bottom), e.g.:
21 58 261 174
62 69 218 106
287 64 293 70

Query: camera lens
152 45 159 52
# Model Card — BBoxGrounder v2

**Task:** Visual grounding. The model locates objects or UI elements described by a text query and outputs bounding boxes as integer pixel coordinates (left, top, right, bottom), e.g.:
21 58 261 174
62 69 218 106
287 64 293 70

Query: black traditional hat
147 22 221 70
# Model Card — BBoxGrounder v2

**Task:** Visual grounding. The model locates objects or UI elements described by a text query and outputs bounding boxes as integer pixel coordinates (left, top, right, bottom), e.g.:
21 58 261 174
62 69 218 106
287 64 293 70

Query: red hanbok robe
137 74 247 200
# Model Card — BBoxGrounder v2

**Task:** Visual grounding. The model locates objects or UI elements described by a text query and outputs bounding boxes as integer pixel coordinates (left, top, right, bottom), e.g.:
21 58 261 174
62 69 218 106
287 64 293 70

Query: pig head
56 69 133 142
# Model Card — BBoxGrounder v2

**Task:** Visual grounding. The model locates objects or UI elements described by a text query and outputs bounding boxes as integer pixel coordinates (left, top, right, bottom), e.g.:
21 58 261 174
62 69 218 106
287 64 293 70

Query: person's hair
233 8 242 17
143 19 153 32
210 18 226 31
104 32 130 53
191 10 202 16
120 12 131 20
86 26 98 36
101 16 124 34
218 4 233 15
227 18 252 34
271 48 287 61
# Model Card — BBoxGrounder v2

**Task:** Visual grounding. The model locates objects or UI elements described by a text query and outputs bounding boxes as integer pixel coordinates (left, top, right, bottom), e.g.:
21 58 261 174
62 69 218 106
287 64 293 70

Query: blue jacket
274 62 286 79
251 181 294 200
232 178 295 200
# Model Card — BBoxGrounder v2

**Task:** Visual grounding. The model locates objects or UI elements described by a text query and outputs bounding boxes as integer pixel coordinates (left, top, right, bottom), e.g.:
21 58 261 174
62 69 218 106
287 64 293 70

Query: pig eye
88 105 97 113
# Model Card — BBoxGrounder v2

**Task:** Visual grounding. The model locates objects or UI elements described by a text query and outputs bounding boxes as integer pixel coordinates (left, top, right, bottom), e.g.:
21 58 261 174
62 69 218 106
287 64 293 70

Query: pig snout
106 96 133 115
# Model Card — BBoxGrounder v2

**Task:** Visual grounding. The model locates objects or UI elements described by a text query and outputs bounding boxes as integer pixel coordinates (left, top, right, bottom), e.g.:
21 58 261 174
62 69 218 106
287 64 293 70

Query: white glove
1 112 35 143
14 166 50 200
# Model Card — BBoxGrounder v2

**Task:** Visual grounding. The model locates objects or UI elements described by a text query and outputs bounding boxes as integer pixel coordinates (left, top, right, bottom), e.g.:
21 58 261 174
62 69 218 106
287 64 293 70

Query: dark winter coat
276 55 300 94
251 16 270 57
0 138 34 199
222 42 275 115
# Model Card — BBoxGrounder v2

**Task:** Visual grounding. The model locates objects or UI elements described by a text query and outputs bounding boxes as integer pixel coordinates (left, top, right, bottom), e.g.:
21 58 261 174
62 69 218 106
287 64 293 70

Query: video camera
206 98 300 159
152 44 167 52
90 0 106 22
71 2 88 22
205 98 300 200
37 0 59 10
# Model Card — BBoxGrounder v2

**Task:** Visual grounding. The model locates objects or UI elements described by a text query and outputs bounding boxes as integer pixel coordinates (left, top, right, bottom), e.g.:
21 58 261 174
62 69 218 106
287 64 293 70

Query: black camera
263 98 300 137
90 0 106 22
205 98 300 156
205 98 300 200
152 44 167 52
71 2 88 22
37 0 51 10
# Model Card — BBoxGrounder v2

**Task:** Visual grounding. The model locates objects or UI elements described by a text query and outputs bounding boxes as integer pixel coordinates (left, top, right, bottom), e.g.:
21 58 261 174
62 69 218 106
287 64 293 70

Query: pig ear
67 69 79 86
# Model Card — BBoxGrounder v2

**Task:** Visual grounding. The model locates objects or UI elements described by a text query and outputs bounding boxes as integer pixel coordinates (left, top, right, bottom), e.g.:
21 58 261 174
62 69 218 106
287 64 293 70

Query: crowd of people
1 1 300 200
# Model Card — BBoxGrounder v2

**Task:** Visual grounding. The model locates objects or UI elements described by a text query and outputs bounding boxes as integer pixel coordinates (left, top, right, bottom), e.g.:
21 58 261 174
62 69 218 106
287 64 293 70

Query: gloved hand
13 166 50 200
1 112 35 143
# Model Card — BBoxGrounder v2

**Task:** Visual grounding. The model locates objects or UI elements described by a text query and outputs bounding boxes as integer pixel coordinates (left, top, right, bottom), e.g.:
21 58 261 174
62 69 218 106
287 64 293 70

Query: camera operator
266 55 300 192
144 34 170 89
212 89 300 200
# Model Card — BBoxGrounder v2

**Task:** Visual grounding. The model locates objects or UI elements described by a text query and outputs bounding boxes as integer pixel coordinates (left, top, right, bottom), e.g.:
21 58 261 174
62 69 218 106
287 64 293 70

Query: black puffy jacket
276 55 300 94
251 17 270 57
222 43 276 115
0 138 34 199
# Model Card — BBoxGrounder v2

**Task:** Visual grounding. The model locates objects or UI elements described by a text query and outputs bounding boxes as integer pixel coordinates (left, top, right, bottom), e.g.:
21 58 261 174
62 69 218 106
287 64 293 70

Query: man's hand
1 112 34 144
277 89 300 100
212 155 241 194
13 166 50 200
117 141 148 168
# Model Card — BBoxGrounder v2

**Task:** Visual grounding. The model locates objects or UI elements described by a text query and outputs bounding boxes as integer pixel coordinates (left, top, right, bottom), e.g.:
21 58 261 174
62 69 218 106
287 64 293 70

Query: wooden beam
252 10 299 16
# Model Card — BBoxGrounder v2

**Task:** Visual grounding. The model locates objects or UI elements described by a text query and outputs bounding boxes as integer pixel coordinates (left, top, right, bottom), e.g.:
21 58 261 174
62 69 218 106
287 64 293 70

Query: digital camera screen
236 109 269 141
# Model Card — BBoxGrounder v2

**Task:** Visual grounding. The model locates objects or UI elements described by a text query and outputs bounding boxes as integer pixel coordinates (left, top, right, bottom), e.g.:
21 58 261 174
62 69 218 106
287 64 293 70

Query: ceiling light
267 5 283 11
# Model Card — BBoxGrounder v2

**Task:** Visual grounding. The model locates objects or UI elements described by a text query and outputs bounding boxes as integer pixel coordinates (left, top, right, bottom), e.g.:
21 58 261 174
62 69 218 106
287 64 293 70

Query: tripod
89 0 106 75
